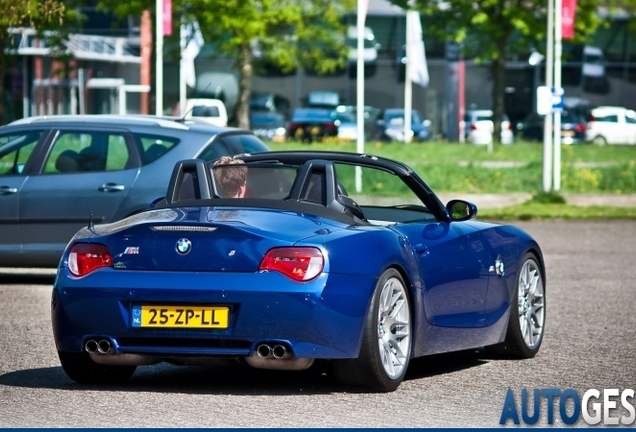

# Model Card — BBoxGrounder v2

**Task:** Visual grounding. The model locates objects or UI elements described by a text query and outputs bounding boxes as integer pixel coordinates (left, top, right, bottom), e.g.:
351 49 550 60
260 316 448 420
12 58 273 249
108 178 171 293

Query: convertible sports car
51 151 546 392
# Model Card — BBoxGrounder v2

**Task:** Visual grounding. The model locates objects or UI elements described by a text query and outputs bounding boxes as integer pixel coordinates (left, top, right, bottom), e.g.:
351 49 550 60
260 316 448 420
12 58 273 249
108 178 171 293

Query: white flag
182 21 205 88
406 11 429 88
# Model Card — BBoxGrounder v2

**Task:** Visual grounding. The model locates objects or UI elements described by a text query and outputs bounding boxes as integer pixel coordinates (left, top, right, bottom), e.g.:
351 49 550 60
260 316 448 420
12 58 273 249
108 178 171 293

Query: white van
183 98 228 127
587 106 636 145
347 26 380 63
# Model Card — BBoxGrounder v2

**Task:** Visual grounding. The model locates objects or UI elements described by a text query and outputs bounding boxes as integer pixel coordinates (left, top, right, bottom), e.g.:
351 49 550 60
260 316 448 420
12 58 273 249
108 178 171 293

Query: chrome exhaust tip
85 339 98 354
257 344 272 358
272 344 287 359
97 339 111 354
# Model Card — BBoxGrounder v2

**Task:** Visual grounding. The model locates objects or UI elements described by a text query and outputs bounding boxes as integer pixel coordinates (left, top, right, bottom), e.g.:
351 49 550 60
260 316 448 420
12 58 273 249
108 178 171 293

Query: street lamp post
529 51 545 114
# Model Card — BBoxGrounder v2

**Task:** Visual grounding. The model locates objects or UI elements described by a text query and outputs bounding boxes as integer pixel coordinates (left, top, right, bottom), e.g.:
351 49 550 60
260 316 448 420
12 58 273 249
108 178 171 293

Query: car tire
593 135 607 146
486 253 545 359
58 351 136 384
331 269 411 392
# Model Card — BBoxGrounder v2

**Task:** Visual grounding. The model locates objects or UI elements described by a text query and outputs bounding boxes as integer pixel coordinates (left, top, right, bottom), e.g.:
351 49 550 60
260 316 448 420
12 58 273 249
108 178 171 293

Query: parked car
332 111 359 142
586 106 636 145
0 115 270 267
182 98 229 127
51 150 546 391
286 108 345 142
516 110 588 144
250 111 287 142
250 92 291 118
346 26 380 77
346 25 380 64
464 110 514 144
372 108 431 142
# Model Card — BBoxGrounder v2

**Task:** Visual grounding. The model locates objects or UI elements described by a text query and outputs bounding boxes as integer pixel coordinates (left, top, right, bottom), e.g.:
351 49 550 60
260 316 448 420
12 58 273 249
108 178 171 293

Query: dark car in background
250 92 290 118
516 110 588 144
286 108 344 142
0 115 270 267
372 108 431 142
250 111 287 142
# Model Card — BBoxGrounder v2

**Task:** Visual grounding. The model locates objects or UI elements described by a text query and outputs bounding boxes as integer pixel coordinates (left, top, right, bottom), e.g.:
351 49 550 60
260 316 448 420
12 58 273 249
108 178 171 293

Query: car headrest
55 150 80 173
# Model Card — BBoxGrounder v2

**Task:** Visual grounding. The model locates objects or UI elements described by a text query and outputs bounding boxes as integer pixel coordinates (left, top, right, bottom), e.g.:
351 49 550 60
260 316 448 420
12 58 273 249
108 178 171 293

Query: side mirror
446 199 478 221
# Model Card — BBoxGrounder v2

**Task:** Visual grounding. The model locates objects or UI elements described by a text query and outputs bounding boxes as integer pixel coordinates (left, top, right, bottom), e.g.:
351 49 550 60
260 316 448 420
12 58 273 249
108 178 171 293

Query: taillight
323 123 337 132
259 247 324 281
469 124 477 131
68 243 113 276
575 124 586 133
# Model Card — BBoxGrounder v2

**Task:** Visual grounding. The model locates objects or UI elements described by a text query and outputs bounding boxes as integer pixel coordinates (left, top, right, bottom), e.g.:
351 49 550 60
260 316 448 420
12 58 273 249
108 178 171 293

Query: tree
0 0 71 122
99 0 355 128
389 0 606 146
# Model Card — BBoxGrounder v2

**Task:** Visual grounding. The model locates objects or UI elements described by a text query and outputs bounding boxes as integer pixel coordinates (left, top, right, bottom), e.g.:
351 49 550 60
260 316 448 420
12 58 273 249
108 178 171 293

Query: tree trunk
236 43 253 129
490 42 506 149
492 52 506 147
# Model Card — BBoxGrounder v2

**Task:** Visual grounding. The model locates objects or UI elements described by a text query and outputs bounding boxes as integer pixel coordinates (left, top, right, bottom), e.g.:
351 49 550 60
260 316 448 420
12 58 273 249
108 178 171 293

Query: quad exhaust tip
256 343 289 359
247 342 313 370
84 339 111 354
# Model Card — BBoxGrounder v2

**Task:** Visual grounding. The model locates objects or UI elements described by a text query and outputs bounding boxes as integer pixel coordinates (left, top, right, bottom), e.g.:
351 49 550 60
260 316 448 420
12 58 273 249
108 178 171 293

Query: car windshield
561 112 585 123
291 109 332 121
192 106 220 117
385 111 423 125
210 163 298 200
332 111 356 124
251 113 285 124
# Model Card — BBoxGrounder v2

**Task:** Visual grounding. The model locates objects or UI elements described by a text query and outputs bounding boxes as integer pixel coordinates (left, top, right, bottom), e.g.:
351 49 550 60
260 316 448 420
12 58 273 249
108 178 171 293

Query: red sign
562 0 577 39
163 0 172 36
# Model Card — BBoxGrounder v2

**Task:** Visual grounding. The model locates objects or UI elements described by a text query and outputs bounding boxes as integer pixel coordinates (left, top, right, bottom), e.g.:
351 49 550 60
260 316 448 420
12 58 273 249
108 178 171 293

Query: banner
406 11 429 87
163 0 172 36
182 21 205 88
562 0 577 39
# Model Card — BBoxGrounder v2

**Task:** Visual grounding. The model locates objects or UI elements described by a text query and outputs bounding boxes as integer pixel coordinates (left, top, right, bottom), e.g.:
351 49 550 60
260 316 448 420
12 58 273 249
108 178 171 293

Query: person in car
212 156 247 198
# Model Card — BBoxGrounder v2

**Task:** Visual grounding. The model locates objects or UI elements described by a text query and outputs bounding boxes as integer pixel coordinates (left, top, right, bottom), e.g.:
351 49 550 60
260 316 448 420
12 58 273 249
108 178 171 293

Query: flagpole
355 0 369 193
155 0 164 115
404 3 416 144
553 0 563 191
543 0 554 192
179 15 187 115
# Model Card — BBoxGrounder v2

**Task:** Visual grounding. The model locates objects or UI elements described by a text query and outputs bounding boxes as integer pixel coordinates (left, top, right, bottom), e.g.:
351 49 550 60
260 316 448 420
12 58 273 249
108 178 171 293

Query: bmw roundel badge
176 238 192 255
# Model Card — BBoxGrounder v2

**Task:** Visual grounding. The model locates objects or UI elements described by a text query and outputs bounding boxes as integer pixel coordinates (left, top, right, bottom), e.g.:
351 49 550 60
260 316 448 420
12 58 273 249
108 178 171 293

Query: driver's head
213 156 247 198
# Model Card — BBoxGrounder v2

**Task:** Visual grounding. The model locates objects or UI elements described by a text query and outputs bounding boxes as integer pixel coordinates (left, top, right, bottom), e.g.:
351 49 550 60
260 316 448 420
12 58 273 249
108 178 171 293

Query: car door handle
414 243 429 257
0 186 18 194
98 183 126 192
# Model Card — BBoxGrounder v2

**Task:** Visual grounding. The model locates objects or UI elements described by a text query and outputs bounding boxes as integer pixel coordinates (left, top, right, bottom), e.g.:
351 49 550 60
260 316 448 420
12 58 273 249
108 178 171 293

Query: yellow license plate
561 130 575 136
132 305 229 328
310 126 321 134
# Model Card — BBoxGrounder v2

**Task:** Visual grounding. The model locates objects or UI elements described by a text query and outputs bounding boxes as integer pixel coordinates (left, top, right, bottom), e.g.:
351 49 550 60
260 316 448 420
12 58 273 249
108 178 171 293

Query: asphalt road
1 220 635 428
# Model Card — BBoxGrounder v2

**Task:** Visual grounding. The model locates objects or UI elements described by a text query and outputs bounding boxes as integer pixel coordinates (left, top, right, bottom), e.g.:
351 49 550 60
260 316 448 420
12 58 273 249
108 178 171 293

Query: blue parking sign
551 87 564 113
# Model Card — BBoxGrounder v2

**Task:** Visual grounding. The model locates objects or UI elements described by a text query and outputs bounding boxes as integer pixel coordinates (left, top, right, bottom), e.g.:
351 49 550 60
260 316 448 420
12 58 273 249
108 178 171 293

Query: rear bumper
51 267 375 360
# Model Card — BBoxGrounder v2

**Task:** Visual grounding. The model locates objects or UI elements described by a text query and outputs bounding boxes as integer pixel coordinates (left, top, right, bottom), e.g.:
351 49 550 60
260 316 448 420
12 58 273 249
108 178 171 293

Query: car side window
222 134 270 154
136 135 180 165
43 131 130 174
0 131 43 175
334 162 434 224
197 139 233 162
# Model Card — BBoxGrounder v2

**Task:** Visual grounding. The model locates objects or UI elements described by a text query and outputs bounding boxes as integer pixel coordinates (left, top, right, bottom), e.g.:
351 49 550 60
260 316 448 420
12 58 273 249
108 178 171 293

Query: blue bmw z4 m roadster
51 151 546 392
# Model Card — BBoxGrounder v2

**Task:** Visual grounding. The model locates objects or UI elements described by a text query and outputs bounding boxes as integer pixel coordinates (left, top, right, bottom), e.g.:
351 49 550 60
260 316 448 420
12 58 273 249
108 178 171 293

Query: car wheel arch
593 134 607 145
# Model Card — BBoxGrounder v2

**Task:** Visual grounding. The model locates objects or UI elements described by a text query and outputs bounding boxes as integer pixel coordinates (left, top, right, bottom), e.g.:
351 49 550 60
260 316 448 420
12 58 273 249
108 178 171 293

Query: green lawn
268 140 636 195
